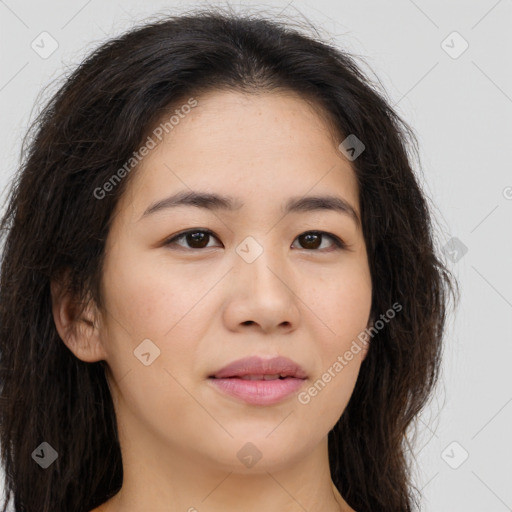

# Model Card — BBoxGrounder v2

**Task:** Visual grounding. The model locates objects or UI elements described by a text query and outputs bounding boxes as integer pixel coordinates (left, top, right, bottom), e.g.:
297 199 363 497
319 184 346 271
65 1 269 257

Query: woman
0 8 457 512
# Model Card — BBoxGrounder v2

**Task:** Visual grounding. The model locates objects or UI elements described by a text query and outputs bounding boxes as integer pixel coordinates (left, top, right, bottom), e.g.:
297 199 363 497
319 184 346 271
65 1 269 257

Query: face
95 89 372 473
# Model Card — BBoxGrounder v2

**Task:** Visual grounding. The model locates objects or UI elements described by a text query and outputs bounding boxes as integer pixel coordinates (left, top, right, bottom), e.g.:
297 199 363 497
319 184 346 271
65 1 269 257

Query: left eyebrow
283 195 360 228
139 190 360 228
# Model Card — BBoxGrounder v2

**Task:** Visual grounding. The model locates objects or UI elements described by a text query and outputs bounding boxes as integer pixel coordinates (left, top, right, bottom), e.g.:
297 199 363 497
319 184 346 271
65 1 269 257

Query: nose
222 245 301 335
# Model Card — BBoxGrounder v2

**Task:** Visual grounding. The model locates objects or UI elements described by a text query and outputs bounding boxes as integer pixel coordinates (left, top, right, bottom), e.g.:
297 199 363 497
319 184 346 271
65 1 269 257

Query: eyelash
163 229 347 252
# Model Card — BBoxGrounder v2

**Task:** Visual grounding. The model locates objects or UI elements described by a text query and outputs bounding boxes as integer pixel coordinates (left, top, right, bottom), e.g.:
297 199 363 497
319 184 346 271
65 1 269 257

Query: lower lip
209 377 305 405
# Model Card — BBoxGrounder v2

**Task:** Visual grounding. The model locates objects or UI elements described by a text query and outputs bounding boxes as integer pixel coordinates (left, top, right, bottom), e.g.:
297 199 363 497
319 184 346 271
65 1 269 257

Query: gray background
1 0 511 510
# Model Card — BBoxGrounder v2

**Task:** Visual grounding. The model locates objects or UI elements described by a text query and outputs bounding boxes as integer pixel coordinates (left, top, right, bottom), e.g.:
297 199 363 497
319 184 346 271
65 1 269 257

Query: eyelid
163 228 221 249
163 228 348 251
293 230 347 251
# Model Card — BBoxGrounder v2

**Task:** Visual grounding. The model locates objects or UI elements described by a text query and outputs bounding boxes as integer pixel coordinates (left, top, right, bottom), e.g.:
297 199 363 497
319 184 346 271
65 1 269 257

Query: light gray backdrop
0 1 511 511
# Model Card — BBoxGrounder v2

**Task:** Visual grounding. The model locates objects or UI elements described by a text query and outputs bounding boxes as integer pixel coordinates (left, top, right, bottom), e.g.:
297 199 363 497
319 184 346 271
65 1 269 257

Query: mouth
219 374 297 380
208 356 307 405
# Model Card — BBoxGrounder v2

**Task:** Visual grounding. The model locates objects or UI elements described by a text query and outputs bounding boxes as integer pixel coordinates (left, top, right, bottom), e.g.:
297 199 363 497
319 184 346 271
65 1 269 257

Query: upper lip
210 356 307 379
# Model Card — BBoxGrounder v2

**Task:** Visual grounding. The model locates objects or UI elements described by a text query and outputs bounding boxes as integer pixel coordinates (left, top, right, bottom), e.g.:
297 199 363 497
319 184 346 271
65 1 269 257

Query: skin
52 89 372 512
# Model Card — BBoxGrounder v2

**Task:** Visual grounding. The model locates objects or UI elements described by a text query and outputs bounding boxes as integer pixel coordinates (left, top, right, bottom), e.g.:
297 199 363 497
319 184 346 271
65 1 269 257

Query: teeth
239 374 282 380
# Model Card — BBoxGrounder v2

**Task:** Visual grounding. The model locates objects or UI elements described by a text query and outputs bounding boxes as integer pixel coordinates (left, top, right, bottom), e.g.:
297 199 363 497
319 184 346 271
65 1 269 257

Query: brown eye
164 229 221 250
293 231 345 251
298 232 322 249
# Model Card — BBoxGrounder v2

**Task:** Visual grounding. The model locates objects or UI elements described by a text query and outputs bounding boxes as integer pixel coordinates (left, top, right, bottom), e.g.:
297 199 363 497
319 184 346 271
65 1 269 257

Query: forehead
119 89 359 219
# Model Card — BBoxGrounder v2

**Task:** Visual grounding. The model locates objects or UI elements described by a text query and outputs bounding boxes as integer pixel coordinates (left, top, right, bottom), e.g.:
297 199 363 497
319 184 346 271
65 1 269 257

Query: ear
50 270 108 363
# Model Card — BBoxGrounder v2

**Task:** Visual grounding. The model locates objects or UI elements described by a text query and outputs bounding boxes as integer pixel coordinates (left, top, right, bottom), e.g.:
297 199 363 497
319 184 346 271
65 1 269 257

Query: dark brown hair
0 7 457 512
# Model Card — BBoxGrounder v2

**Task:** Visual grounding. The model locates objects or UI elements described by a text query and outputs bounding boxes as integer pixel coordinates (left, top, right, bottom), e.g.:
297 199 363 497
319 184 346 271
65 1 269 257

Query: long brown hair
0 7 457 511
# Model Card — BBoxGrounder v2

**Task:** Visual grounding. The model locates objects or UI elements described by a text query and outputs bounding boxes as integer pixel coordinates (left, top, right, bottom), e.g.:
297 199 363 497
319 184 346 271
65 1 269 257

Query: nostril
242 321 254 326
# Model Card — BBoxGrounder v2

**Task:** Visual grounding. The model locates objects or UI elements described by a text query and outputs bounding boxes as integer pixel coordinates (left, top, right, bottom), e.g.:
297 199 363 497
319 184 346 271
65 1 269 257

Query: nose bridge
232 232 297 308
234 233 285 288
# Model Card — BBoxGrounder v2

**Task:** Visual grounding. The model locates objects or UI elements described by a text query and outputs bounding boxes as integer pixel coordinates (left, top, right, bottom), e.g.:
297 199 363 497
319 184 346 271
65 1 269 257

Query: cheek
304 266 372 346
295 360 361 442
101 259 210 435
100 249 227 408
333 280 372 341
297 284 368 428
298 269 371 410
102 248 213 342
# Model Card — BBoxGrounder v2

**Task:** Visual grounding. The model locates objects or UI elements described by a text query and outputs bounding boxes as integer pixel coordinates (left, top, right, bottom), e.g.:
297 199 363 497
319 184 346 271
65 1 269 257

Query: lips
208 356 307 405
210 355 308 379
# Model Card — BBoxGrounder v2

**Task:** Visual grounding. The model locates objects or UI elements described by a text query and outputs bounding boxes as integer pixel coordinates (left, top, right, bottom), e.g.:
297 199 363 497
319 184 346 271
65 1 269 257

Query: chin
200 429 314 473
